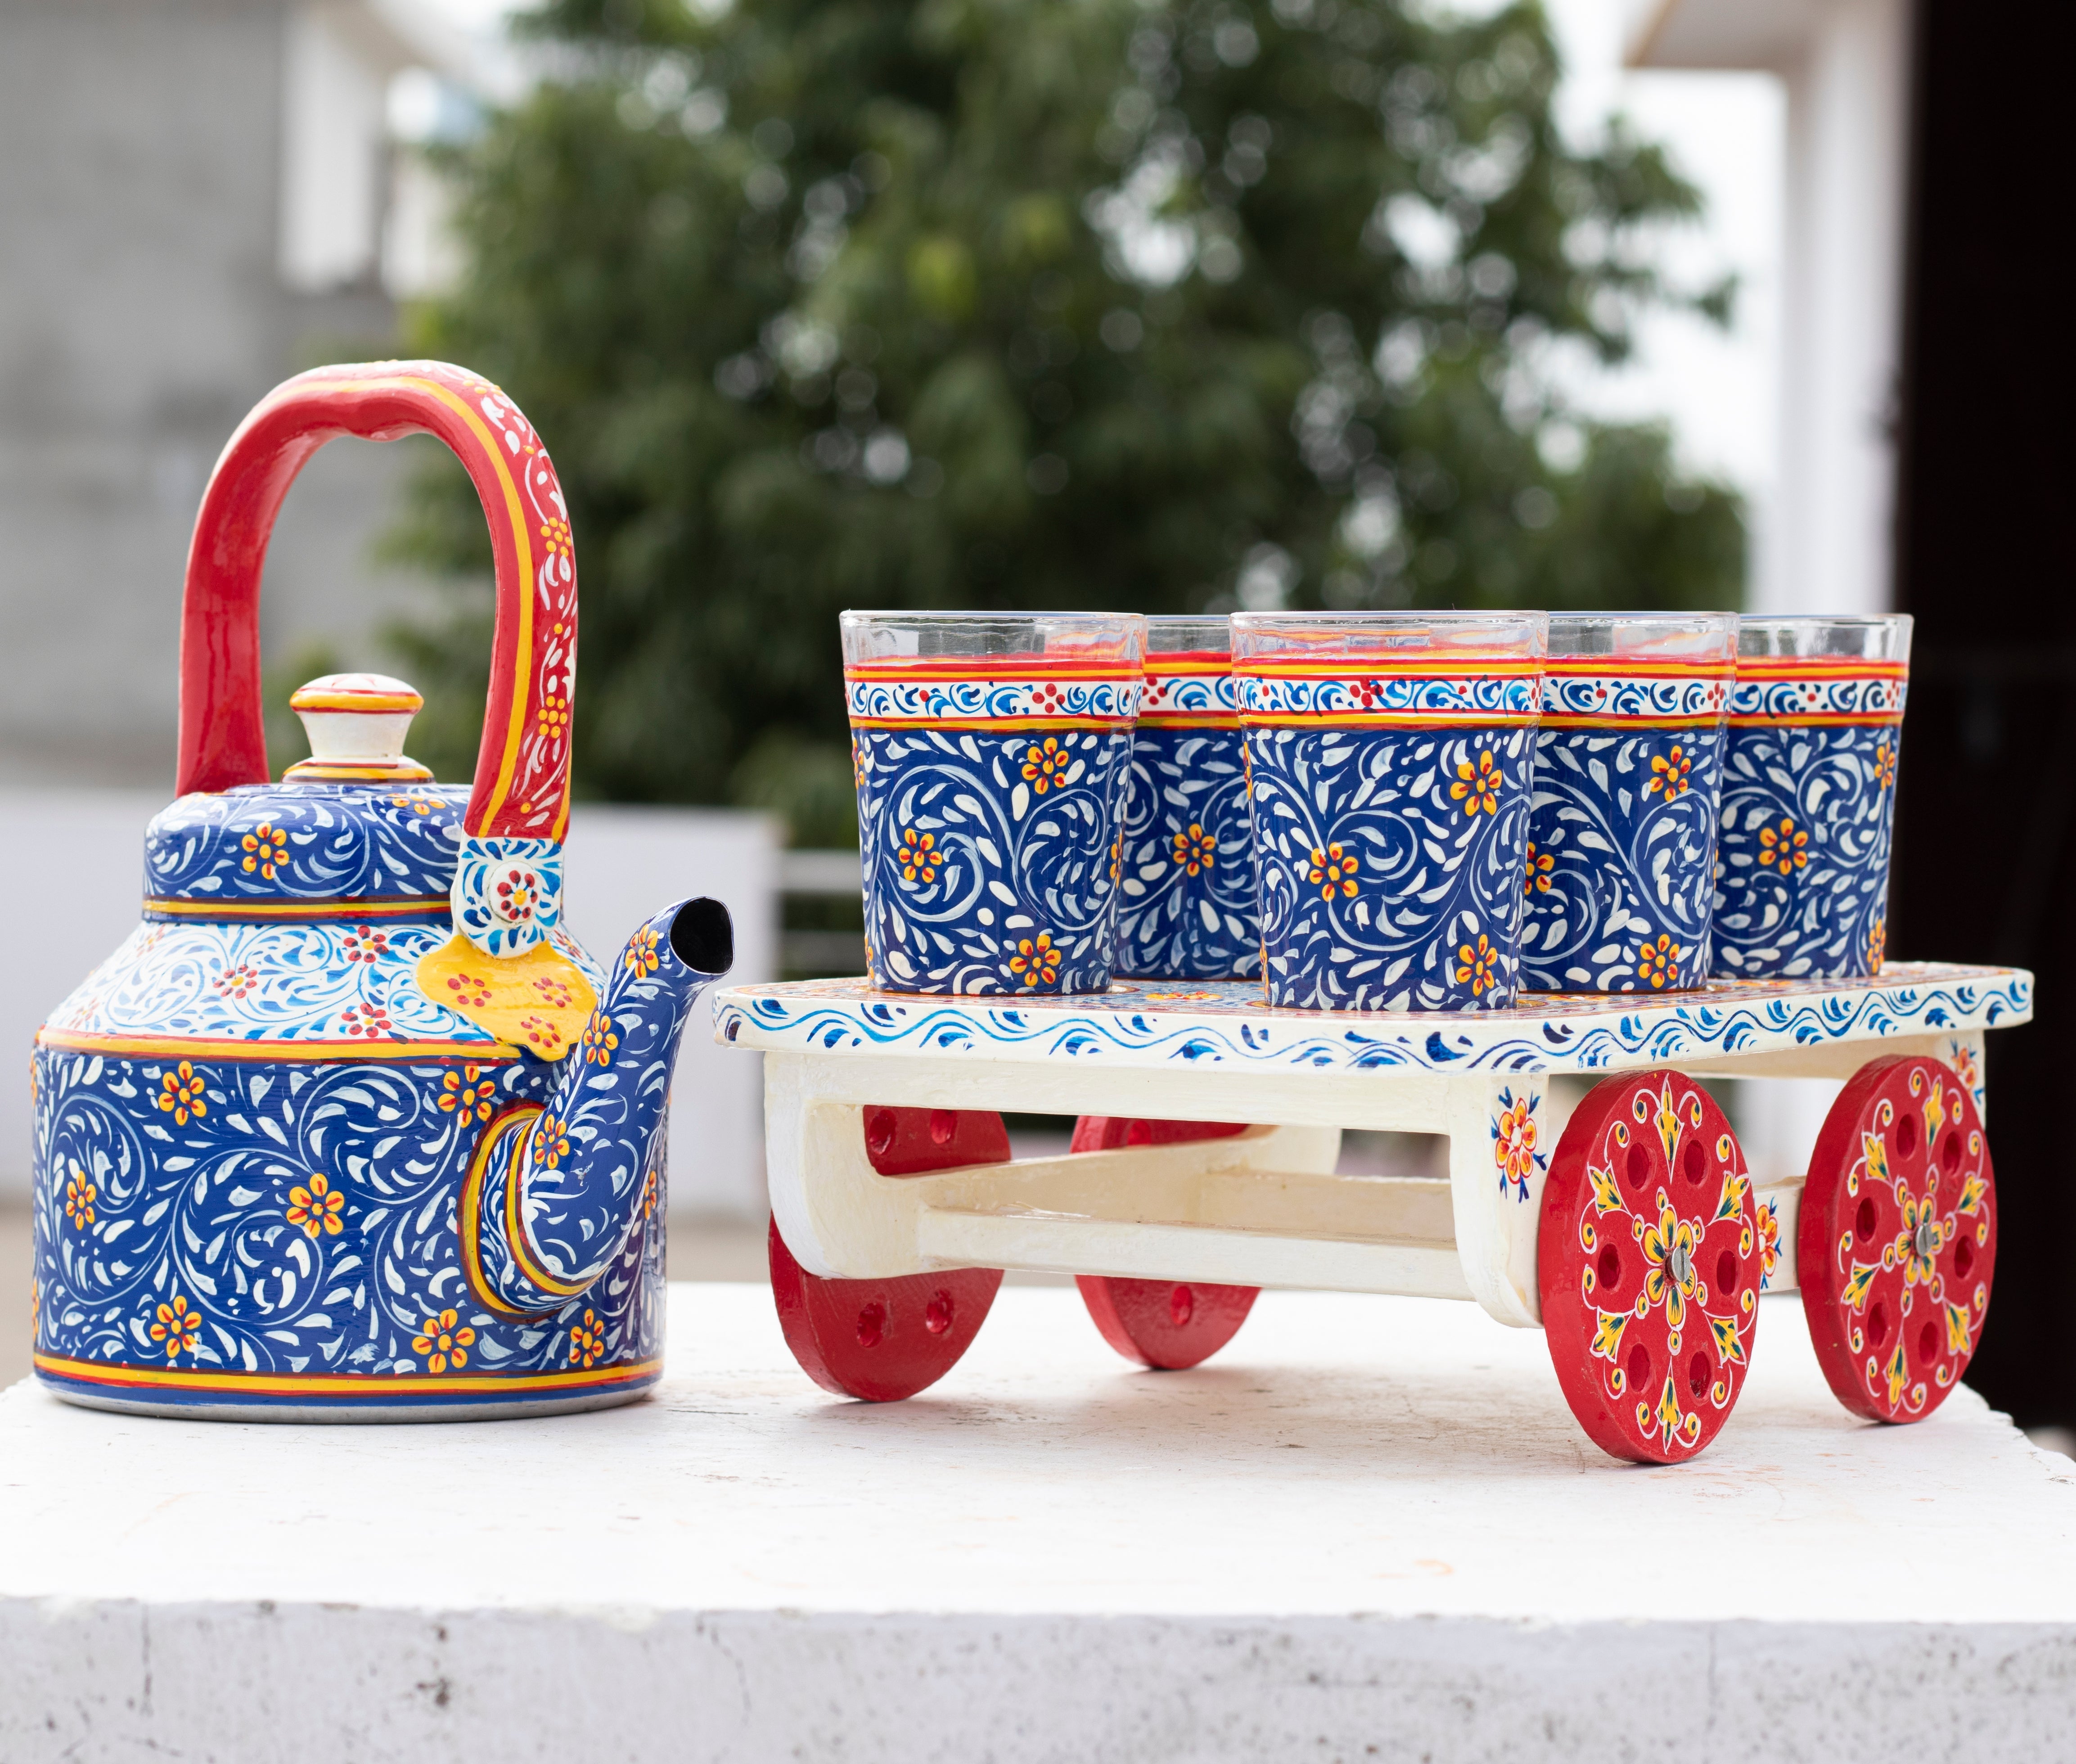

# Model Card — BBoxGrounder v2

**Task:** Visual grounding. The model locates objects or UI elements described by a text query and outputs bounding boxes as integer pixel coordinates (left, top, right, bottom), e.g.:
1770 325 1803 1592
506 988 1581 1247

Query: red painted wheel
768 1105 1007 1402
1069 1115 1259 1371
1799 1055 1996 1424
1539 1070 1762 1464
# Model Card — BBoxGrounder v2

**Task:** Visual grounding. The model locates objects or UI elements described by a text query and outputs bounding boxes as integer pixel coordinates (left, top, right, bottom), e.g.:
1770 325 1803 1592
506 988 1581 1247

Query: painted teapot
29 361 732 1420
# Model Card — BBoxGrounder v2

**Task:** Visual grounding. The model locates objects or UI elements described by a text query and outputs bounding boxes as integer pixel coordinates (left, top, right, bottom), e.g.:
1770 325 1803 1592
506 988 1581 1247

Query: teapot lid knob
285 674 434 784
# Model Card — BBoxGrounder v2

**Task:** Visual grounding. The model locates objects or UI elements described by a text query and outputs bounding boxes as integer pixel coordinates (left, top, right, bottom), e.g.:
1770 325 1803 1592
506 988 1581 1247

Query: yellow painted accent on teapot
415 932 598 1060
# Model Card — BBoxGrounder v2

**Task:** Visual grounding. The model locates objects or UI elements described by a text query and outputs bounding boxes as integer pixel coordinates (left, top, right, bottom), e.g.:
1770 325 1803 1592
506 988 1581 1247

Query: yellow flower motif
1007 931 1063 989
1639 1201 1699 1337
149 1294 200 1362
1867 915 1887 971
63 1163 96 1230
1493 1098 1538 1187
438 1065 495 1123
532 1113 572 1169
1172 824 1217 876
851 737 867 790
1455 934 1499 996
286 1172 345 1238
1449 749 1503 817
1524 843 1553 896
239 826 290 880
1636 934 1682 990
581 1011 619 1067
897 827 940 885
240 821 289 880
1110 833 1122 885
1646 746 1692 799
625 924 662 976
1896 1187 1949 1290
535 693 572 742
1307 843 1359 901
1874 739 1896 790
156 1060 207 1126
1021 736 1069 794
568 1308 605 1369
411 1308 475 1374
1758 817 1808 874
538 515 572 561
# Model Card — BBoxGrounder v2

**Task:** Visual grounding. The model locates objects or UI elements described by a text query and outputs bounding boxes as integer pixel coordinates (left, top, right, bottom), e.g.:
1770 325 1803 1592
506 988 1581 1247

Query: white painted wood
8 1284 2076 1762
1443 1074 1545 1328
1756 1175 1805 1294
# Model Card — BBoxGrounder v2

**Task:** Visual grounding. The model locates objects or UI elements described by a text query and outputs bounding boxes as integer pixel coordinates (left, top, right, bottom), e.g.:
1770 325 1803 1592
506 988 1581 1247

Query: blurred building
0 0 482 786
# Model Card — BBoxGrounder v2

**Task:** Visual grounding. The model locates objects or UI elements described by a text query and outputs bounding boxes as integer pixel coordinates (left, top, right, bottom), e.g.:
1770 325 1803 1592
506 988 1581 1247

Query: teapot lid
146 675 464 920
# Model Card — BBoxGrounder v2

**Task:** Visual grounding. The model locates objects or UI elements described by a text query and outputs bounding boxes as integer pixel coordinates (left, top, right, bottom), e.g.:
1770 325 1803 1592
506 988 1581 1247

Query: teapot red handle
178 360 577 841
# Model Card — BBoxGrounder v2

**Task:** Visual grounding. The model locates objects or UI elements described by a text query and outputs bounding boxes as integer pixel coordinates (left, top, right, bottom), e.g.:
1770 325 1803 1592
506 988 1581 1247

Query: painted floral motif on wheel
1521 726 1726 993
854 726 1133 993
1798 1055 1995 1423
1245 725 1534 1009
1539 1070 1761 1463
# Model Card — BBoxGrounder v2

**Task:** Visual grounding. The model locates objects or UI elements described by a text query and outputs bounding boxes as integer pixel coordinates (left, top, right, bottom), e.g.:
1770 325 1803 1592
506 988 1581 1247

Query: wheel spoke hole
1625 1142 1652 1191
1688 1351 1708 1399
1940 1130 1961 1174
1597 1244 1621 1291
1855 1196 1878 1242
923 1291 954 1335
1626 1342 1651 1393
856 1301 886 1349
865 1110 896 1159
1716 1248 1738 1298
1897 1111 1918 1160
1918 1320 1938 1364
1169 1285 1194 1328
1683 1139 1708 1186
1955 1236 1975 1279
1868 1299 1890 1347
928 1109 957 1146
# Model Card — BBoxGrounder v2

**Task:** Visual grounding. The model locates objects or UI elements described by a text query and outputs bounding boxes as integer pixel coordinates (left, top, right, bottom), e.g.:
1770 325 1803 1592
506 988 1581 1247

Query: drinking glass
1233 610 1547 1010
1521 612 1737 992
842 611 1144 993
1711 615 1911 979
1115 615 1259 979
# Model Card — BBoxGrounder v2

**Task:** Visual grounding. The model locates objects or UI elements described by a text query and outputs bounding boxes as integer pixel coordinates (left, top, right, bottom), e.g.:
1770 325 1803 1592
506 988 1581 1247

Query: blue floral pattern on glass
1713 722 1901 979
1245 725 1535 1009
1522 726 1727 993
855 726 1134 993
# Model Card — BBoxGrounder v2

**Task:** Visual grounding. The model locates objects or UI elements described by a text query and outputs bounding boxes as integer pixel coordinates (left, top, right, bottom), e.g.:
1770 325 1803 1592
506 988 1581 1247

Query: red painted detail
767 1106 1008 1402
1539 1071 1761 1464
1068 1115 1259 1371
178 361 576 840
1800 1055 1996 1423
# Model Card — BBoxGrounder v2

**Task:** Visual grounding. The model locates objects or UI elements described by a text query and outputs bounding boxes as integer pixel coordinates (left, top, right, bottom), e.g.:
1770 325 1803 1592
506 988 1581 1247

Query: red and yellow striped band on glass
1728 656 1908 726
845 655 1143 731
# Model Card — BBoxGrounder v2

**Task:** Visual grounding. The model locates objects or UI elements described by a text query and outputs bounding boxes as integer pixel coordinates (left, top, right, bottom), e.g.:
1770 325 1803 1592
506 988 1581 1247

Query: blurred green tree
388 0 1742 842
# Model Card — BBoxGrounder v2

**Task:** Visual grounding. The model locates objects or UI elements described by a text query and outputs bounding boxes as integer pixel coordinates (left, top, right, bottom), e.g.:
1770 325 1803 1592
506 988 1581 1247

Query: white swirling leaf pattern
1712 723 1900 979
1116 725 1260 979
1247 724 1534 1009
712 964 2030 1076
1522 726 1726 992
855 725 1132 993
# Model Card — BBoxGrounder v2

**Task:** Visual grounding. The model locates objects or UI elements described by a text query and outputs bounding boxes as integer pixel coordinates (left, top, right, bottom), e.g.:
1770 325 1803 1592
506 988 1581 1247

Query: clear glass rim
1230 609 1547 659
840 610 1145 664
1545 610 1738 661
1145 614 1232 656
1736 614 1912 661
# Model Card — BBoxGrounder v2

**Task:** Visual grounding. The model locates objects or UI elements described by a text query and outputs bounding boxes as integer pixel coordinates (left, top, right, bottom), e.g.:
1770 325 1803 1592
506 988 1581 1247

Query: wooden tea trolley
713 963 2027 1462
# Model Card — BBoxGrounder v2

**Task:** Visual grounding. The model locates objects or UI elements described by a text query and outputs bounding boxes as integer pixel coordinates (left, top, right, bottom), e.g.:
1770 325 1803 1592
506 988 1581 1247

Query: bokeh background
2 0 2065 1430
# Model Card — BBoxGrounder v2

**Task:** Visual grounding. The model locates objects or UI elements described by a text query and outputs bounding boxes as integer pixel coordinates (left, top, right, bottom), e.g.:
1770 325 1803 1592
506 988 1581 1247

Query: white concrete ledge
5 1285 2076 1761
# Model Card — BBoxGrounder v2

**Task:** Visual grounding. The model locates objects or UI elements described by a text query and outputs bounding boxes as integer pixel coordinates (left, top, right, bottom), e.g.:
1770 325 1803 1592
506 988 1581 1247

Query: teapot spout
464 897 734 1317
